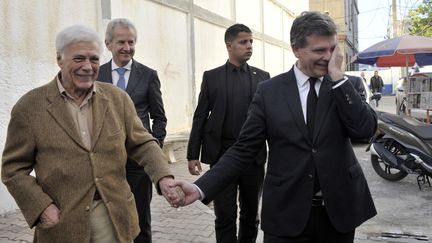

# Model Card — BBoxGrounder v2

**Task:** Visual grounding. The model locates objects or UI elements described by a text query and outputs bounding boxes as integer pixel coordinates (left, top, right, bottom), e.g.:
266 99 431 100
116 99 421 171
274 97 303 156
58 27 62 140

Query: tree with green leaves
408 0 432 37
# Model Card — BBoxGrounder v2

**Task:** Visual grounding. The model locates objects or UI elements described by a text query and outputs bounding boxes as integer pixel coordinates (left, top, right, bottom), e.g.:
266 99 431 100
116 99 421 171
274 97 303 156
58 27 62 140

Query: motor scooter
366 111 432 190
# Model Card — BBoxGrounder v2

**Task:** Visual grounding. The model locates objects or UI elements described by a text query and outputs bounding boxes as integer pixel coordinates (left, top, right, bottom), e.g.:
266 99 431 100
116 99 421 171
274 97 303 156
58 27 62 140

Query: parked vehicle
367 111 432 190
395 71 432 121
361 77 373 105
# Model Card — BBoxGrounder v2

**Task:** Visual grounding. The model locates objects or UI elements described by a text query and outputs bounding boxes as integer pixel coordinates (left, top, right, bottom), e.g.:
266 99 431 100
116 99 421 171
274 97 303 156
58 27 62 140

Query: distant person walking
370 70 384 106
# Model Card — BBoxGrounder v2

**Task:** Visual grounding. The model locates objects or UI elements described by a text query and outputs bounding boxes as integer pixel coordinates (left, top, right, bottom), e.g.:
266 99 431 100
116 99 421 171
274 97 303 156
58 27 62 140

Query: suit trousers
211 152 264 243
263 205 355 243
90 200 118 243
126 159 153 243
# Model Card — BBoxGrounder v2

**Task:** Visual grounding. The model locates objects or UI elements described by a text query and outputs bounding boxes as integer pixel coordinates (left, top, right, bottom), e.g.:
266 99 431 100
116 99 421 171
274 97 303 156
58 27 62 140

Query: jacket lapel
91 85 109 150
219 64 228 116
250 66 259 94
283 69 311 142
125 60 140 95
45 79 88 150
98 62 113 84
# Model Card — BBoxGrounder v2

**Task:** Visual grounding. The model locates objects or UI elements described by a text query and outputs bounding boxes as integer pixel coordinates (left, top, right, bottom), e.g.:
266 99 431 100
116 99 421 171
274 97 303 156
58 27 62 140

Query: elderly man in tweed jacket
1 25 182 243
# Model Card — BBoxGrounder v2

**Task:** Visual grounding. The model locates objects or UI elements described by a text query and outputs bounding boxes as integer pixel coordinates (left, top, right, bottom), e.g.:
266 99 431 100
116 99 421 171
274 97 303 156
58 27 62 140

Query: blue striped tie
115 68 127 90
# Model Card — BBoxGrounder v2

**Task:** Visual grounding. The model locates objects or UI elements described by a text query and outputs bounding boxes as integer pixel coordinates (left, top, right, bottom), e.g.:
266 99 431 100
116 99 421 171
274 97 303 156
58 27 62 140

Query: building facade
309 0 359 71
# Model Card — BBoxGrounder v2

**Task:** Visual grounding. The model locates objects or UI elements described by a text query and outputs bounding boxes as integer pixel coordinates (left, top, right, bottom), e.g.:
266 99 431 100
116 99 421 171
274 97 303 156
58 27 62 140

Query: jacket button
85 205 90 211
308 174 314 180
312 149 317 153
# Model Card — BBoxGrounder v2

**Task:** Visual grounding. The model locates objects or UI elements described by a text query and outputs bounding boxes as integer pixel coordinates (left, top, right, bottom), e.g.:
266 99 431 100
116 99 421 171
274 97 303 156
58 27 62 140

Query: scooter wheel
371 154 408 181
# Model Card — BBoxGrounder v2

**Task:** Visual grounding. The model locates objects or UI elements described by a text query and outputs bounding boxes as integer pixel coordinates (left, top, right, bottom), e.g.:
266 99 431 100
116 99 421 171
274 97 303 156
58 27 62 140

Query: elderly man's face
57 41 100 93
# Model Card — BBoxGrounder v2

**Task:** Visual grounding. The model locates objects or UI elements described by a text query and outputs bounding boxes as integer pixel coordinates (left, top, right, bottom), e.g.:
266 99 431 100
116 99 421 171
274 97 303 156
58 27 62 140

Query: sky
358 0 422 51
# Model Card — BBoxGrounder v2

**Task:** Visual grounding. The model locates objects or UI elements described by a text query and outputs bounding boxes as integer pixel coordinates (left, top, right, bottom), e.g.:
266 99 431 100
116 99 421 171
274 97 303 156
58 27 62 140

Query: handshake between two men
160 178 201 208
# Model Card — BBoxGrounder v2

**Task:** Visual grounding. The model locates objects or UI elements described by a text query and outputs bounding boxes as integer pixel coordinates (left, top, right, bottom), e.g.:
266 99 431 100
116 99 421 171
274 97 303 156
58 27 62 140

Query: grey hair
55 25 102 57
105 18 137 42
290 11 337 48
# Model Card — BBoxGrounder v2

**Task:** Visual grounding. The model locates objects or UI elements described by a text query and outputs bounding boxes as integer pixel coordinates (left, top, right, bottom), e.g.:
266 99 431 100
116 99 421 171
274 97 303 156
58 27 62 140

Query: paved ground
1 96 430 242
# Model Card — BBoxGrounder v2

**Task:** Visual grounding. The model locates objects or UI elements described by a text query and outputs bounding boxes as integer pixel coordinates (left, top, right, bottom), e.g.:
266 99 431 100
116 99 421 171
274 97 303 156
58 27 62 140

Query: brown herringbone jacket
1 77 171 243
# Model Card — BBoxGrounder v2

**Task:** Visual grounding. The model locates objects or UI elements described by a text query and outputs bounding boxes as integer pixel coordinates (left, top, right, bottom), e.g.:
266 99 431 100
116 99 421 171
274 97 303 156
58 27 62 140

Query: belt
94 190 101 201
312 196 324 207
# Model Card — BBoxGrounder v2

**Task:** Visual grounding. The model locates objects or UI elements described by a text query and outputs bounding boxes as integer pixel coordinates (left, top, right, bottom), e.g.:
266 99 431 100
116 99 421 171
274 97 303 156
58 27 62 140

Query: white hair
55 25 102 57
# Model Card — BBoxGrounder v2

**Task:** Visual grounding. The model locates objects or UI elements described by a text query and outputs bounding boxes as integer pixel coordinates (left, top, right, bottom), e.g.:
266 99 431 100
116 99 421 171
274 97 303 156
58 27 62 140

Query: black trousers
263 205 355 243
211 160 265 243
126 159 153 243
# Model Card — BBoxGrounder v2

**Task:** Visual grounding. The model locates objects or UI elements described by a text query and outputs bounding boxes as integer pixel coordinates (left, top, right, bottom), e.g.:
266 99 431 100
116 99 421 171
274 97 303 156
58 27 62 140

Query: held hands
39 203 60 228
328 44 344 82
159 177 202 207
171 180 201 206
159 177 185 208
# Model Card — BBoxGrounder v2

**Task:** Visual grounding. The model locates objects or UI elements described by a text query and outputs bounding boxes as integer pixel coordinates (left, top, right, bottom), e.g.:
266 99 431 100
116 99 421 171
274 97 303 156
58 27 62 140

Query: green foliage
408 0 432 37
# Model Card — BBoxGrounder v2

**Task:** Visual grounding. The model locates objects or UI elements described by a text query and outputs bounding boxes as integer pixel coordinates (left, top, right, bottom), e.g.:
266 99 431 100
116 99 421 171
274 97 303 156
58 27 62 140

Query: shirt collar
111 59 133 71
293 62 323 87
227 61 248 72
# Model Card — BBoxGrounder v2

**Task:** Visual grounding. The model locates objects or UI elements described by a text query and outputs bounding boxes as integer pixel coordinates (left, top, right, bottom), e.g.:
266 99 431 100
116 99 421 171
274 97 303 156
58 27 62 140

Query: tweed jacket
1 77 171 243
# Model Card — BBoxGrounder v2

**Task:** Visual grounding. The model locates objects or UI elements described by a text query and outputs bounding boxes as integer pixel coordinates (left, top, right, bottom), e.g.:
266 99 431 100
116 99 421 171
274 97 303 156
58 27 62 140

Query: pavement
0 97 430 243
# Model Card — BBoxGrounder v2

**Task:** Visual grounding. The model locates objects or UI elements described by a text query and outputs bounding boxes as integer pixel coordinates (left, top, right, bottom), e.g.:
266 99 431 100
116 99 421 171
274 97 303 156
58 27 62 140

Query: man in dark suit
175 12 377 243
187 24 269 243
97 18 167 243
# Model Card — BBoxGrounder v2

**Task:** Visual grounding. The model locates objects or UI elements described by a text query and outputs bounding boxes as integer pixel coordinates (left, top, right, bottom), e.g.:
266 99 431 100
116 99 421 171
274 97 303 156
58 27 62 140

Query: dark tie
307 77 318 139
307 77 321 194
115 67 127 90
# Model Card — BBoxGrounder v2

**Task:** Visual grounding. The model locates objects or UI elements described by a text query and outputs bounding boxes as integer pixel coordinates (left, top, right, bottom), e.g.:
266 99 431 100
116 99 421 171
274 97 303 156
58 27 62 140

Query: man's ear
56 53 62 66
225 42 231 50
292 45 301 58
105 40 111 50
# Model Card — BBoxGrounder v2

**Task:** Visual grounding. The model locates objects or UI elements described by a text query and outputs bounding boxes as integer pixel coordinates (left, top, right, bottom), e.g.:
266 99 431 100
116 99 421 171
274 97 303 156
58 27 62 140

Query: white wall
195 0 233 20
0 0 307 213
236 0 261 31
193 19 227 102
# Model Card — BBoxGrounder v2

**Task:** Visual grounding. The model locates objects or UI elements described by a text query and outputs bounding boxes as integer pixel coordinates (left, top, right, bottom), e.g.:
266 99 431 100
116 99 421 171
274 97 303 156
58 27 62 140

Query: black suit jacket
347 75 366 102
195 67 377 236
370 75 384 93
98 60 167 145
187 63 270 165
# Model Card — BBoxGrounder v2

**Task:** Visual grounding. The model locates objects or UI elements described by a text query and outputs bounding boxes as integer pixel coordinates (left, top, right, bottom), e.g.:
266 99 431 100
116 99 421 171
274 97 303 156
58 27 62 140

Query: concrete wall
0 0 307 213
